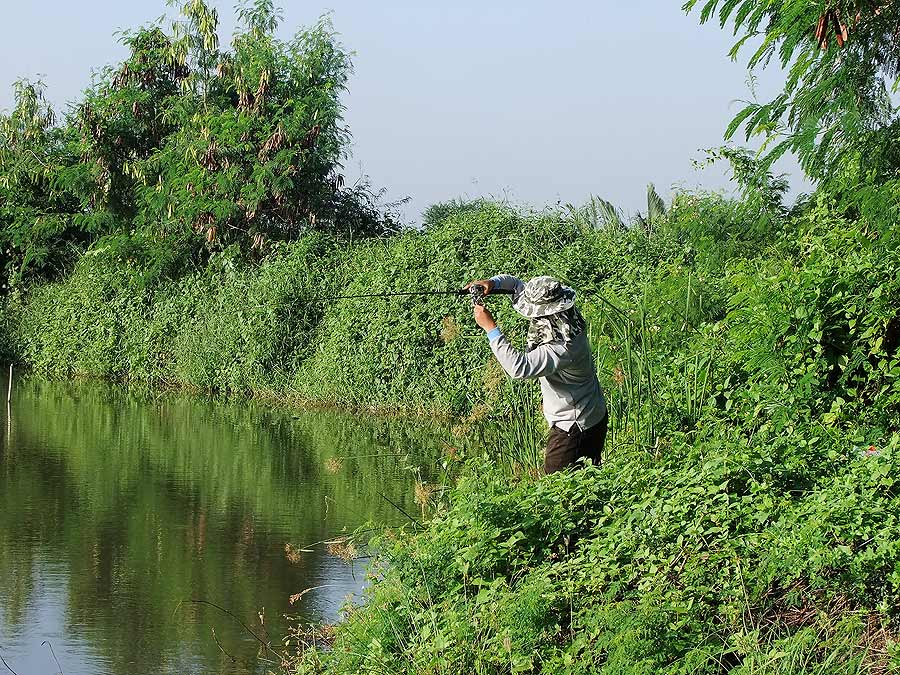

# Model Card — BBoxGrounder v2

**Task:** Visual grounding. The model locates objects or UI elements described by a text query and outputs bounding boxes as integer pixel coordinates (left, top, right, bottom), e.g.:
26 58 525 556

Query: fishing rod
323 284 513 305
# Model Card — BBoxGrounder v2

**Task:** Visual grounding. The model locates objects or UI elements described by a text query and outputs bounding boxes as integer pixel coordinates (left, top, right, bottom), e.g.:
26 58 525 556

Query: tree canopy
0 0 398 288
685 0 900 185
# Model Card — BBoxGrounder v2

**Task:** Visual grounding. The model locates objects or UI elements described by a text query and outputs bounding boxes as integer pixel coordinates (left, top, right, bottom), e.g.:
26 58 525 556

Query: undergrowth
280 185 896 673
5 183 900 672
289 440 900 674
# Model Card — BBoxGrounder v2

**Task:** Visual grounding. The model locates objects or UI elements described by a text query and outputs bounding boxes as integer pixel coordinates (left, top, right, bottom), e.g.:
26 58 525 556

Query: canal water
0 375 446 674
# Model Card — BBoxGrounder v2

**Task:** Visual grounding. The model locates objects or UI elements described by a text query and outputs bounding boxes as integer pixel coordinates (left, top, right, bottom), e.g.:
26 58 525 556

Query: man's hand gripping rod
466 284 511 306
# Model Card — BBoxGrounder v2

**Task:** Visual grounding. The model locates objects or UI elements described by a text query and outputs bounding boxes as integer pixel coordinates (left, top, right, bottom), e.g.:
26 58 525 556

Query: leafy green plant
684 0 900 184
0 80 83 286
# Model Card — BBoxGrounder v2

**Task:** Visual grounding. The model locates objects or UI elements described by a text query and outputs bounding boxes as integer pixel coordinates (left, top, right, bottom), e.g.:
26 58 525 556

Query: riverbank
2 198 710 424
289 449 900 674
4 191 900 672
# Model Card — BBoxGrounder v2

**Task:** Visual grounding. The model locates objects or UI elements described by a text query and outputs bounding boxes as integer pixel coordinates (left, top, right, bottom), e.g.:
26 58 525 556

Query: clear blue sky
0 0 807 224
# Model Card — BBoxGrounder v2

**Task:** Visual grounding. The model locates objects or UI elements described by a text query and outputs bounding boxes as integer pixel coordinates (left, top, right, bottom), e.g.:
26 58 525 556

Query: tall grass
492 380 544 475
591 294 658 453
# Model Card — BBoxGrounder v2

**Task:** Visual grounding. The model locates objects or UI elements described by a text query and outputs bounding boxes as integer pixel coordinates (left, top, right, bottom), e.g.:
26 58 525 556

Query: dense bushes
6 186 900 672
7 182 900 432
269 185 900 673
291 436 900 673
3 194 743 413
6 175 900 672
4 203 563 408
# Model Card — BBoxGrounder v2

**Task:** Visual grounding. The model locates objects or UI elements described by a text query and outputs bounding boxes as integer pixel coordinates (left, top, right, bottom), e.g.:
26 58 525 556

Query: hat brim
513 287 576 318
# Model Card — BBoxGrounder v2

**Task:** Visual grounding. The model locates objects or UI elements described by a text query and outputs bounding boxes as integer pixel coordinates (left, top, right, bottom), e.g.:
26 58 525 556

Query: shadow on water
0 373 446 675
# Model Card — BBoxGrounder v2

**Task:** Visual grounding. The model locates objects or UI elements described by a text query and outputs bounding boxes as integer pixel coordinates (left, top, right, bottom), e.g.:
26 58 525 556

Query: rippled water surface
0 374 444 674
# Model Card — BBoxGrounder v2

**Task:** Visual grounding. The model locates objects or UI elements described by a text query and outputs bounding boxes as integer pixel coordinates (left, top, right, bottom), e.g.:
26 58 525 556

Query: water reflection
0 376 445 675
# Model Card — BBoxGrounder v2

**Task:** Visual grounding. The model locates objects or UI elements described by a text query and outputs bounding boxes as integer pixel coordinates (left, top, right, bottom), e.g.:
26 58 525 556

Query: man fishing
468 275 608 473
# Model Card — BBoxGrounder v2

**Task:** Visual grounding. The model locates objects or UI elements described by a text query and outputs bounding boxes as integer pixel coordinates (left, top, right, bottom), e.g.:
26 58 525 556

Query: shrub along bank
3 196 726 420
291 447 900 674
4 182 900 671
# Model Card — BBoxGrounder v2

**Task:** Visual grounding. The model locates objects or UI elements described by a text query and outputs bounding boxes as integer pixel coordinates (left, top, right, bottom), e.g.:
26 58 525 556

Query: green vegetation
686 0 900 184
294 447 900 673
0 0 396 290
280 178 900 673
8 167 900 673
2 1 900 673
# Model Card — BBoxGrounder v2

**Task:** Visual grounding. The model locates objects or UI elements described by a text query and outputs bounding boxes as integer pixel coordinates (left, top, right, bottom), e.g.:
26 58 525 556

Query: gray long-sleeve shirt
486 275 607 432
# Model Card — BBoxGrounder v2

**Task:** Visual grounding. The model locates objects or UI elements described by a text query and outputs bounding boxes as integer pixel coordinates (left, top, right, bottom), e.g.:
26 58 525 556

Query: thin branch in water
293 528 380 554
211 627 237 663
174 599 283 660
41 641 63 675
256 606 274 655
0 649 18 675
288 584 335 607
378 491 422 528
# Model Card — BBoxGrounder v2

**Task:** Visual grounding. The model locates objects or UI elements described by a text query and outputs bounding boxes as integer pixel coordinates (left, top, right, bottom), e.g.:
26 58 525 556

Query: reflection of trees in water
0 378 445 675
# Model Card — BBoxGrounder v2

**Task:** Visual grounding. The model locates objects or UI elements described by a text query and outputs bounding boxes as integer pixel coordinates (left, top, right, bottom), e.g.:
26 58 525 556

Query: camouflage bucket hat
513 276 576 318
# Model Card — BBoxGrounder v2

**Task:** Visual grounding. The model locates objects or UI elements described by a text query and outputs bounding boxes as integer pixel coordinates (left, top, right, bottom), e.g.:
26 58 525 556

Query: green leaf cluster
685 0 900 186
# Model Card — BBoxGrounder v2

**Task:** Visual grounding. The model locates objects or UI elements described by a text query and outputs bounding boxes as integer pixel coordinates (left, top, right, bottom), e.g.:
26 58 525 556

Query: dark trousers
544 416 608 474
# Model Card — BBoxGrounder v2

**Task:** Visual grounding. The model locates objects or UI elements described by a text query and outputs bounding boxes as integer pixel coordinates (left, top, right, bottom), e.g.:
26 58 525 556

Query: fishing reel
469 284 488 306
459 284 512 306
